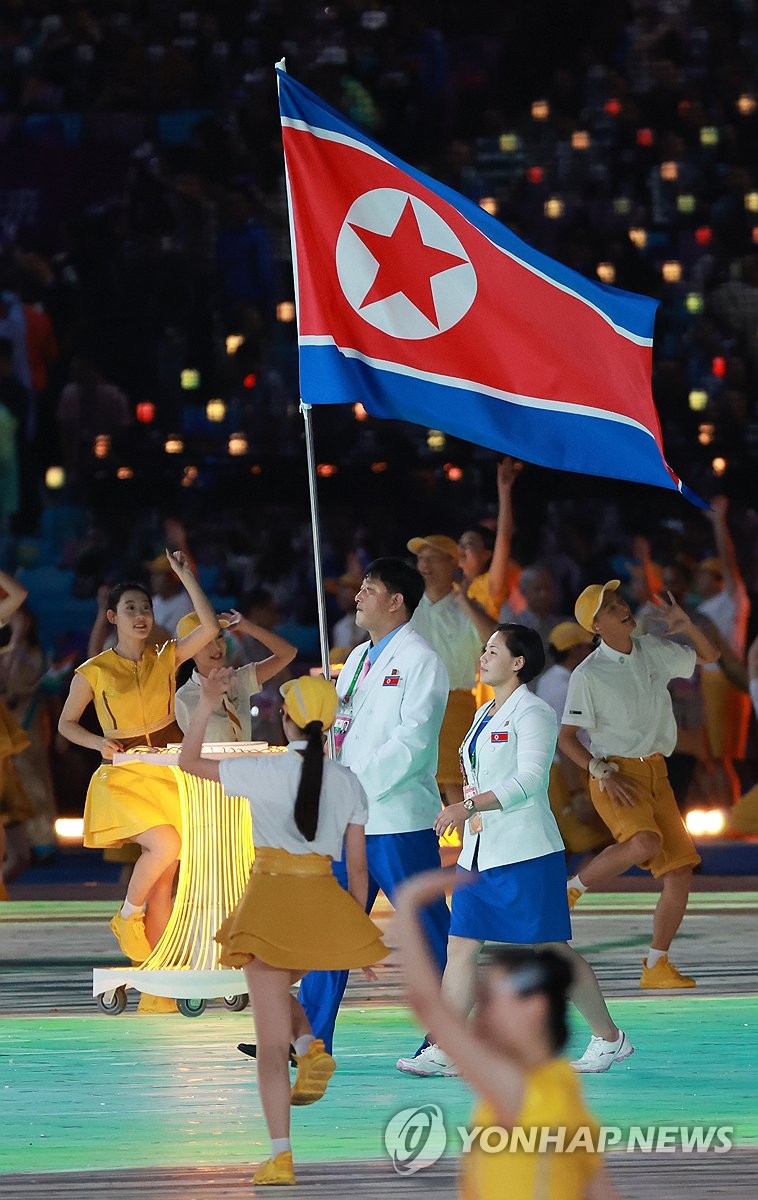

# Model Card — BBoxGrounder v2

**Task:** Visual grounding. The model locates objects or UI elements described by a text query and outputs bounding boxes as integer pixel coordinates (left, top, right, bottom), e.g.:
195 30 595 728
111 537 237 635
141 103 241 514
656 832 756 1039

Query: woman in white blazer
397 624 633 1078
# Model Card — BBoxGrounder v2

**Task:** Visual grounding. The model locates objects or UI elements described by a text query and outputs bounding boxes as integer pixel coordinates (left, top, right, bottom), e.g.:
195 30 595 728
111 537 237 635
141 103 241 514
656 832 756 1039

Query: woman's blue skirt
449 844 572 944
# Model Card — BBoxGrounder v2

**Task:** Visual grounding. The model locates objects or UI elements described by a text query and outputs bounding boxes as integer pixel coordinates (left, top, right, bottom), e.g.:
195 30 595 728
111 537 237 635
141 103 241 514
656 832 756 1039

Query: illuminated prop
92 743 286 1017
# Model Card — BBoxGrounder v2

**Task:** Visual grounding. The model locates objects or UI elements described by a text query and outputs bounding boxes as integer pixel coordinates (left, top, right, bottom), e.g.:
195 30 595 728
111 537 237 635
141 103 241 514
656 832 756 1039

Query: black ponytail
293 720 325 841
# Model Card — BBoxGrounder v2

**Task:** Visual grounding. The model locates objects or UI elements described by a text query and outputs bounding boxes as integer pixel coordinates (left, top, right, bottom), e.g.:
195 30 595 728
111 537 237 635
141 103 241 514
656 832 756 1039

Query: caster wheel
177 997 206 1017
96 986 127 1015
223 994 249 1012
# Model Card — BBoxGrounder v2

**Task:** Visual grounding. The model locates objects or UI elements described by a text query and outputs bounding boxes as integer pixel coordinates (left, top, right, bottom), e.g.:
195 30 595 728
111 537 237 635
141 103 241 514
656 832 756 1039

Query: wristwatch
463 796 476 813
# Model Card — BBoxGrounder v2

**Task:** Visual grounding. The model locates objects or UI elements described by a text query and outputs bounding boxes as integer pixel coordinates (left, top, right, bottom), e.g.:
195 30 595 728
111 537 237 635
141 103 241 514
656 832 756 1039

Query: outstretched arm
0 569 28 626
222 609 297 685
707 496 744 597
177 668 232 782
168 550 220 665
487 457 521 610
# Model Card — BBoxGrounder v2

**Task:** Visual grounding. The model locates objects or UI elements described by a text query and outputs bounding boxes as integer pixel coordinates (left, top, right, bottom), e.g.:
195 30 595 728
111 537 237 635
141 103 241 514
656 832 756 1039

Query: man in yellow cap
558 580 719 989
407 534 496 806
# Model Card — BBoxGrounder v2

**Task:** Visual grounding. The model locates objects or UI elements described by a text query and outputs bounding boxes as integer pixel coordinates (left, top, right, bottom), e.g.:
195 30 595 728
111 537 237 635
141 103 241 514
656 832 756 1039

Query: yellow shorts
588 755 701 878
437 689 477 784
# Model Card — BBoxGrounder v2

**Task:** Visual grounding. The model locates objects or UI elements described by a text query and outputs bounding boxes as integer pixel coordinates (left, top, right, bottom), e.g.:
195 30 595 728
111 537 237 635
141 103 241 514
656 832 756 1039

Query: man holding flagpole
298 557 450 1051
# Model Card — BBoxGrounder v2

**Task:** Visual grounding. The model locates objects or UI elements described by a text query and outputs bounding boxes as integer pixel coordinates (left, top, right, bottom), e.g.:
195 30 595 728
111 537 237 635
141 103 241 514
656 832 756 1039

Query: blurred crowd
2 1 758 871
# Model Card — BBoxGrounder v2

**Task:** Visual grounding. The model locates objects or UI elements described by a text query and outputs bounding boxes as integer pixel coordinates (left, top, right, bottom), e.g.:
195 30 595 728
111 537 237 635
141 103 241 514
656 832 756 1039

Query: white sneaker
570 1031 634 1073
396 1044 459 1077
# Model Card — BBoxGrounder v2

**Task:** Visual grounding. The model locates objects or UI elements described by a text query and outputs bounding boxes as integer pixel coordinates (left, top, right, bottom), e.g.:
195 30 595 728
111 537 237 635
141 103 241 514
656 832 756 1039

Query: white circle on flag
336 188 477 340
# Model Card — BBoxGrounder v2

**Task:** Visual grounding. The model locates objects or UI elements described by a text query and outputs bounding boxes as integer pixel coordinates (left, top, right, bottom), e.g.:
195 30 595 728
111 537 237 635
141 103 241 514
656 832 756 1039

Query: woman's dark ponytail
293 720 325 841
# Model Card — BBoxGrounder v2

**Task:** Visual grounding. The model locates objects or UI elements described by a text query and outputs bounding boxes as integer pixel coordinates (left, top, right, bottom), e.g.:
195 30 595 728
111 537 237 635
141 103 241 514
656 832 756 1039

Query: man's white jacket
337 624 449 835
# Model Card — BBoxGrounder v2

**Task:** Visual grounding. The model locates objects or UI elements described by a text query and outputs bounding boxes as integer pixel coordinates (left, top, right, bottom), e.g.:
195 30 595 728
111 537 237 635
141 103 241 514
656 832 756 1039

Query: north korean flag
277 67 701 503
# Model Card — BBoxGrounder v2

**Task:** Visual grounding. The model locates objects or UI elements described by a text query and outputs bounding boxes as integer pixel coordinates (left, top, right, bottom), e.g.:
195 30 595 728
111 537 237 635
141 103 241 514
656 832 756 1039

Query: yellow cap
407 534 459 560
145 554 172 573
280 675 338 730
548 621 594 652
176 612 230 639
698 556 722 576
325 573 362 594
574 580 621 631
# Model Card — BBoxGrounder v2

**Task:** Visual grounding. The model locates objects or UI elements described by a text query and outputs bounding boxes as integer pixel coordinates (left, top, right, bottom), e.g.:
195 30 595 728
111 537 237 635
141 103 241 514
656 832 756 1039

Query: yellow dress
76 644 183 848
460 1060 601 1200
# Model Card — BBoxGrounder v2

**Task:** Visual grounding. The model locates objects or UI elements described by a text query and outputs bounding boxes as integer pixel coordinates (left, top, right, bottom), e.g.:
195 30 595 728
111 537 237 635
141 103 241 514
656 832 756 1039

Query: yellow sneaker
567 887 584 911
640 955 696 989
290 1039 337 1106
109 910 151 962
252 1151 296 1186
137 994 178 1014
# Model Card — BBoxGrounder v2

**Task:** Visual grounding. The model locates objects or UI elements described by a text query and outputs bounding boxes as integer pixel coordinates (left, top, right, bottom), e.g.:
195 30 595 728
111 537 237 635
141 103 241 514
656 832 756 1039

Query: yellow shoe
567 887 584 911
640 955 696 989
137 994 178 1014
252 1151 296 1186
109 910 151 962
290 1039 336 1106
0 880 9 901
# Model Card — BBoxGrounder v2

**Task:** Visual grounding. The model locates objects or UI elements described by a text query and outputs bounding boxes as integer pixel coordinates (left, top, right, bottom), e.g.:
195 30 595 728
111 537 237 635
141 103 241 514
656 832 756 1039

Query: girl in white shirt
179 670 387 1188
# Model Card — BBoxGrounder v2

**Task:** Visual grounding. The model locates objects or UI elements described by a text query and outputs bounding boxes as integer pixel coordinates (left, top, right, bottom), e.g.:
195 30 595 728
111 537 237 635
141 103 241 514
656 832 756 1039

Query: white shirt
219 743 368 858
562 635 697 759
536 663 589 761
410 591 482 689
152 591 194 634
698 586 750 663
175 663 259 741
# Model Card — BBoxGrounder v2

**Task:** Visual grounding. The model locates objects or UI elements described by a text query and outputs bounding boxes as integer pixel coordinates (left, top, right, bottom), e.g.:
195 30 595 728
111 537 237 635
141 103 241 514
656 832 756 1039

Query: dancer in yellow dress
58 551 218 977
179 670 388 1187
396 871 621 1200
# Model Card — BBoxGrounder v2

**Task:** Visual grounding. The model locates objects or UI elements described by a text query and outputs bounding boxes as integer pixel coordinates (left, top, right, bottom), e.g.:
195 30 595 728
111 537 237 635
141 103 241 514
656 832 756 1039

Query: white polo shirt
698 585 750 668
410 591 482 690
536 663 589 762
562 635 696 759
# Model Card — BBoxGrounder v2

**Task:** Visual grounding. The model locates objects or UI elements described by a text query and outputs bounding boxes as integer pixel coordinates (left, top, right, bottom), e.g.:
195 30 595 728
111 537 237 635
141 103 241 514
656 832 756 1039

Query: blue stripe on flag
300 343 704 501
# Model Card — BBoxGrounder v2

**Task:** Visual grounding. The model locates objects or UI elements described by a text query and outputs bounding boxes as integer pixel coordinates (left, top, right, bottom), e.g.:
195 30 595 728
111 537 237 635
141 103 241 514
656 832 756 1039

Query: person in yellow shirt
459 458 522 622
58 551 219 984
395 870 621 1200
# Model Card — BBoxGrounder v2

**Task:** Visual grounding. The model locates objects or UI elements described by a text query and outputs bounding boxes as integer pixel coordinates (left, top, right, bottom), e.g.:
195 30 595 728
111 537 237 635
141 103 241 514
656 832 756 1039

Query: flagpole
300 399 336 756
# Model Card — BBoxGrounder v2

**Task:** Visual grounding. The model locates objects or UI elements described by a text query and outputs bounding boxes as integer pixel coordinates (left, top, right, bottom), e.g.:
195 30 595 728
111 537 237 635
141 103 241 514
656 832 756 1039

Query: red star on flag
349 198 467 328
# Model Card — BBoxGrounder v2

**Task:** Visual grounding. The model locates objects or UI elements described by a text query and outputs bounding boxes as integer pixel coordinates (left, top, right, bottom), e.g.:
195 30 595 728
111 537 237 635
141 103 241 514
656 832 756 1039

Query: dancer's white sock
293 1034 315 1057
646 947 667 968
567 875 587 893
271 1138 291 1157
120 899 145 919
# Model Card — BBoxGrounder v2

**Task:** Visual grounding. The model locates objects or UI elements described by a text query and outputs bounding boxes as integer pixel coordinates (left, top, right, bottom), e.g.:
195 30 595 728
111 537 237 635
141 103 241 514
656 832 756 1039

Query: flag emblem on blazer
491 731 509 743
383 676 400 687
277 67 703 504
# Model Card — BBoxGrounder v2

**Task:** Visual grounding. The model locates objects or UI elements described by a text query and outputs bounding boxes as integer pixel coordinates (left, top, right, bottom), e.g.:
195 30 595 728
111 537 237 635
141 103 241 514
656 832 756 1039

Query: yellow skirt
83 762 182 849
215 846 389 971
438 689 477 784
